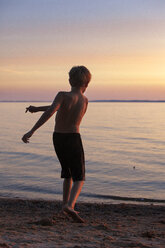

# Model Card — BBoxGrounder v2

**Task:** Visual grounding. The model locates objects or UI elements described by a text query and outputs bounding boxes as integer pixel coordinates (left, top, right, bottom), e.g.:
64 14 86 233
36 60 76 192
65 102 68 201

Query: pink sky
0 0 165 101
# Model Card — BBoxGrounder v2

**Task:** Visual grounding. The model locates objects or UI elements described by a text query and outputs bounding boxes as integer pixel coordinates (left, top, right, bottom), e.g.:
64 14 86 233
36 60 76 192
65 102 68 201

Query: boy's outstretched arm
26 105 51 113
22 92 63 143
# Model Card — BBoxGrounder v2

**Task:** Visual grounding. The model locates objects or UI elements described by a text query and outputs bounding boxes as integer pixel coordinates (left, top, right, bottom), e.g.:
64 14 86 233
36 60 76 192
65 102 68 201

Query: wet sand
0 197 165 248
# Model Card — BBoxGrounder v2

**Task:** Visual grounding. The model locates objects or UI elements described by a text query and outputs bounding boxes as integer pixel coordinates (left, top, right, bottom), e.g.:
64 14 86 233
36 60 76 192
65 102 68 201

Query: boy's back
55 90 88 133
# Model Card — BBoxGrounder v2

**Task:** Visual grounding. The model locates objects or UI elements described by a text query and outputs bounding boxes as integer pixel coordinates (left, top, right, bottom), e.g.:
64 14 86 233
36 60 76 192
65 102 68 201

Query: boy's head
69 66 91 88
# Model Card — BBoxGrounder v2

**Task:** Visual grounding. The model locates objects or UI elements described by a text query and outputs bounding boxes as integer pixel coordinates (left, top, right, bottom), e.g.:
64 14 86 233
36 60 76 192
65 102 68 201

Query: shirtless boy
22 66 91 223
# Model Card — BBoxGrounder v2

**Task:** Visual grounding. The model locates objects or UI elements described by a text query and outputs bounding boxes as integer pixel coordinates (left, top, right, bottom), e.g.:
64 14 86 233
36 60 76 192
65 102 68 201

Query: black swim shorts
53 132 85 181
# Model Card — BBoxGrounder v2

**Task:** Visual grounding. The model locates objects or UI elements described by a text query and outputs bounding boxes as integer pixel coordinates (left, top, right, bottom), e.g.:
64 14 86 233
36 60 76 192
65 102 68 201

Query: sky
0 0 165 101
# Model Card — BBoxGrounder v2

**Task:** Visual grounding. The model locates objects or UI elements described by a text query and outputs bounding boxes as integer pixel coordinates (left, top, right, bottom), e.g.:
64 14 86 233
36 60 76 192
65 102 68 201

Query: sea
0 102 165 204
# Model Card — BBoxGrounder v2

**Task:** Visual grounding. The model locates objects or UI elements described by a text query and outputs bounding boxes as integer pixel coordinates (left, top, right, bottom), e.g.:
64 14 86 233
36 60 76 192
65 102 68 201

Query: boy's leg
68 180 84 209
63 178 72 206
63 180 84 223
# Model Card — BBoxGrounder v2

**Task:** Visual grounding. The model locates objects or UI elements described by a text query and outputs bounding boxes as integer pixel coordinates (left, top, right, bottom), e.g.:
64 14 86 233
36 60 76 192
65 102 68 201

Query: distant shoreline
90 100 165 103
1 100 165 103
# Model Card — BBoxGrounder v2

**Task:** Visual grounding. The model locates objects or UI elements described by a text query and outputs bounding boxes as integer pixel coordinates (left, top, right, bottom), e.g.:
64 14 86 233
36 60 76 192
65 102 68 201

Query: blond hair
69 66 91 87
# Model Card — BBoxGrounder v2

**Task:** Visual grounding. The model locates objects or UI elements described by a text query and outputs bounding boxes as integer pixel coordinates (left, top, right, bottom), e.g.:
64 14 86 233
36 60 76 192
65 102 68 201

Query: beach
0 198 164 248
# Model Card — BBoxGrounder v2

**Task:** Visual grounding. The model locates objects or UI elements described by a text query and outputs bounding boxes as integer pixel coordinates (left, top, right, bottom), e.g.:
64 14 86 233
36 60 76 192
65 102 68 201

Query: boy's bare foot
63 205 84 223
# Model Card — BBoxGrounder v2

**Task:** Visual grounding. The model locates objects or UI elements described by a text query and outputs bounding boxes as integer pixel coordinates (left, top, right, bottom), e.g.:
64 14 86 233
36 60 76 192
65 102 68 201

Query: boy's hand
25 106 37 113
22 131 34 143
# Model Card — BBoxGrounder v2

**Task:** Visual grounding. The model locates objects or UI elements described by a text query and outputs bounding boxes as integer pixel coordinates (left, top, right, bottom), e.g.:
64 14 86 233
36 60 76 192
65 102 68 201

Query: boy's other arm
22 92 63 143
84 98 88 114
26 105 51 113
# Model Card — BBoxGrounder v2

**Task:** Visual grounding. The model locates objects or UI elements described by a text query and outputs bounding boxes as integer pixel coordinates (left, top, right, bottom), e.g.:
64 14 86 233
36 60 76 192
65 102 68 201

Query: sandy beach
0 198 164 248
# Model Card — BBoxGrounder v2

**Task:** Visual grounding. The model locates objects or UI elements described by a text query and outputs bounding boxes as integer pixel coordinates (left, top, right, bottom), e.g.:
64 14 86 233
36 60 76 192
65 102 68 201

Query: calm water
0 102 165 204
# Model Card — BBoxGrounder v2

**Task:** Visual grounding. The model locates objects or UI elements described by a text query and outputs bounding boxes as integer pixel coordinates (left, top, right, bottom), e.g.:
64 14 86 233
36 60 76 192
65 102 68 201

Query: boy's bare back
55 90 88 133
22 66 91 144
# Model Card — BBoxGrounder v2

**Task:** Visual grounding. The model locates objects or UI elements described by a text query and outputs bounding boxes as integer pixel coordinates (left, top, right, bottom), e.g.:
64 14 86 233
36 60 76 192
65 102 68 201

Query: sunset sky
0 0 165 101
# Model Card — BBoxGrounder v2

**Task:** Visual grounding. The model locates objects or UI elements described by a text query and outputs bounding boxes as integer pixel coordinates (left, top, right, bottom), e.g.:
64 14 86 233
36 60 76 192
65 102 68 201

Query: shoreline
0 197 165 248
1 100 165 103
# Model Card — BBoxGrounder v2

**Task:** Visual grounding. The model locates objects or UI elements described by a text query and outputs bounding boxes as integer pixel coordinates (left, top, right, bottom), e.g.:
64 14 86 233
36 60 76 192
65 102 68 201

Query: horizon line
1 99 165 103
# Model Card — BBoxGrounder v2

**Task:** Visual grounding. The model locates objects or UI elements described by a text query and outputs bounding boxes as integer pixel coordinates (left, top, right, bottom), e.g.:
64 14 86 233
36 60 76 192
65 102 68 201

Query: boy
22 66 91 223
